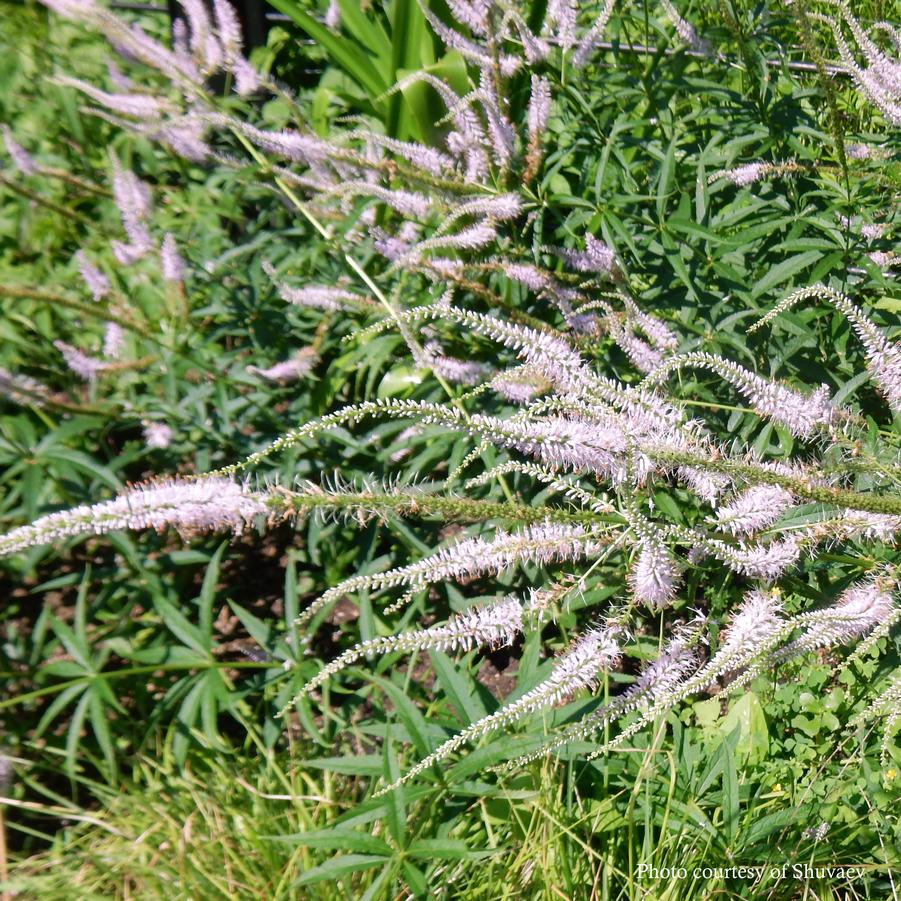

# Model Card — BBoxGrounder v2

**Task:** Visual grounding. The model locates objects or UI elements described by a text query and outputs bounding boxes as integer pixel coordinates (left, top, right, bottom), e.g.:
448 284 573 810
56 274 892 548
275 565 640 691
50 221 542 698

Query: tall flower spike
557 234 615 275
247 348 319 383
644 351 839 437
296 521 612 629
420 341 488 386
777 574 896 661
573 0 616 67
712 485 794 536
160 233 186 283
75 251 110 301
525 75 551 181
628 512 680 607
545 0 578 51
752 284 901 414
709 161 796 187
0 368 53 409
500 636 699 770
679 589 786 695
703 535 803 580
352 132 457 177
2 125 37 175
110 156 153 255
263 261 369 311
57 76 174 120
379 628 621 793
0 477 270 558
54 341 109 382
103 322 124 359
659 0 712 55
212 0 243 59
283 596 524 709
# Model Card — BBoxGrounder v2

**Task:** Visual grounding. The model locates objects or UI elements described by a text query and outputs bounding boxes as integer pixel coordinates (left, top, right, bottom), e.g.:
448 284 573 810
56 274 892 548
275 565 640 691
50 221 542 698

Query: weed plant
1 0 900 898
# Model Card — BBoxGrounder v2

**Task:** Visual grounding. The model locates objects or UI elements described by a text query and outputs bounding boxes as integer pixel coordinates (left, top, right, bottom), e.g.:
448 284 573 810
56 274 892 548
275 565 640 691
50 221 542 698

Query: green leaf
751 250 822 299
429 650 488 725
270 828 391 855
267 0 388 102
407 839 492 860
721 734 739 844
720 692 769 765
153 597 210 658
292 854 388 887
656 136 677 222
371 675 433 757
304 755 385 776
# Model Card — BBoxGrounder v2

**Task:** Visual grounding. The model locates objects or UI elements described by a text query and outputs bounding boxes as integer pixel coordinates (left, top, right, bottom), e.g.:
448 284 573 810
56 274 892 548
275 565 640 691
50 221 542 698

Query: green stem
0 173 91 225
649 448 901 515
276 489 606 526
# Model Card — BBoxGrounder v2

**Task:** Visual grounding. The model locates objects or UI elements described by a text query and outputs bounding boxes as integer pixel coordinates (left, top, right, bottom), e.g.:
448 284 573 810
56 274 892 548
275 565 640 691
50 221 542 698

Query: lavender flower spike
381 627 621 793
56 76 174 120
110 157 153 258
777 574 896 661
213 0 243 59
712 485 794 536
0 477 269 558
559 235 616 275
247 348 319 382
103 322 125 359
160 233 186 283
54 341 109 382
630 535 680 607
263 263 364 312
75 251 110 301
2 125 38 175
285 596 523 705
143 422 174 449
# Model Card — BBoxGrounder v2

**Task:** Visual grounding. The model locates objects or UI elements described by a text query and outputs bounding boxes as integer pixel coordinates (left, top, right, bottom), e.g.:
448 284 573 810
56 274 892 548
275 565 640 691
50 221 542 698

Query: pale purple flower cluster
293 596 524 701
715 537 802 581
558 234 616 274
54 341 109 382
160 233 186 283
110 157 153 263
143 422 174 449
0 368 53 408
757 285 901 414
780 575 896 659
103 322 124 359
264 262 363 312
527 75 552 143
0 477 268 558
75 252 110 301
421 341 487 386
712 485 794 536
712 162 771 186
660 0 712 55
631 536 680 607
649 352 838 437
719 589 785 656
490 367 551 404
57 76 173 120
248 348 319 383
2 125 38 175
816 6 901 126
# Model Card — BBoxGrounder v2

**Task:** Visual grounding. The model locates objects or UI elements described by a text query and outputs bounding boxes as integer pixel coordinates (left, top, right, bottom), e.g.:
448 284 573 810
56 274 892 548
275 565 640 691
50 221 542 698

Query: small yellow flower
772 783 782 794
886 768 897 781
